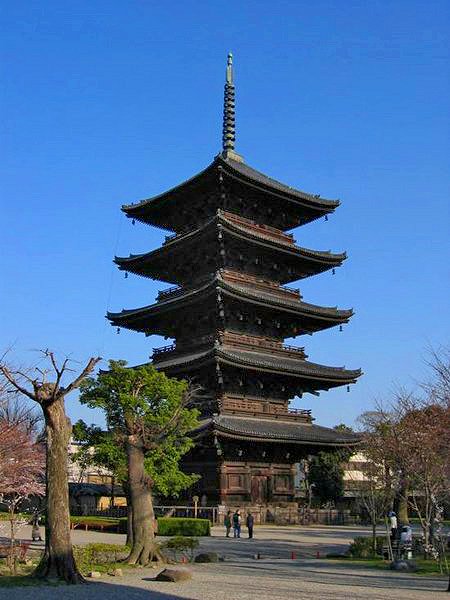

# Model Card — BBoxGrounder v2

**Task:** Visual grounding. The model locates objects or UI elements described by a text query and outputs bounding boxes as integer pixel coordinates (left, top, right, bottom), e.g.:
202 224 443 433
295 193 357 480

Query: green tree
79 360 200 565
308 425 353 505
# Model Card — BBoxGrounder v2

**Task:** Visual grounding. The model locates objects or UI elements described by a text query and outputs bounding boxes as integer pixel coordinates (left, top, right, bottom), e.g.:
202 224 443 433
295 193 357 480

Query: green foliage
348 536 385 558
308 425 353 505
308 449 349 505
117 516 210 536
69 516 119 530
73 543 129 574
72 420 127 485
157 517 210 536
160 536 199 562
78 360 201 497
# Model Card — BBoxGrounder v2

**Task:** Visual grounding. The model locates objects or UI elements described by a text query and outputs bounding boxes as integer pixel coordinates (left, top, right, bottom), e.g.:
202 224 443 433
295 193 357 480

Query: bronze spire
222 53 244 162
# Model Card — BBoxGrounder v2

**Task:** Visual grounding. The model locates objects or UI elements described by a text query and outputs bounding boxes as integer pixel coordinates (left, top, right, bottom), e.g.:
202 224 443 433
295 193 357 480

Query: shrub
117 516 210 536
73 543 129 574
157 518 210 537
348 536 385 558
160 536 199 562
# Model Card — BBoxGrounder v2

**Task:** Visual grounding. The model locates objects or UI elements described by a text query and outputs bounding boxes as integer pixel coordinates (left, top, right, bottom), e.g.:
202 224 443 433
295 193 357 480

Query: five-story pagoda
109 54 361 508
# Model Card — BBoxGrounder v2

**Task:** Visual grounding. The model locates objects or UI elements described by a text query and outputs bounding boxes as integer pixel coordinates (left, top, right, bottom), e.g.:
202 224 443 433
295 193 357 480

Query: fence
70 505 358 526
70 505 220 524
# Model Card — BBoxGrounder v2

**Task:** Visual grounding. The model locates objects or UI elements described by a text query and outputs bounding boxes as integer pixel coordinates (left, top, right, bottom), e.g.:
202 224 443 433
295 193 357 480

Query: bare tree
353 415 395 555
0 351 101 584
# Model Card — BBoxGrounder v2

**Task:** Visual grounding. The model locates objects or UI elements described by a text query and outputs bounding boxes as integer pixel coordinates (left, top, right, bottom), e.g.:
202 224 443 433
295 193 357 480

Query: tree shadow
0 579 197 600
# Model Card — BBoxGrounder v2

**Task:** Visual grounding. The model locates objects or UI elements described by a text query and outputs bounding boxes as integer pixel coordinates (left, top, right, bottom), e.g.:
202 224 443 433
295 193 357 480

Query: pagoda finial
222 52 244 163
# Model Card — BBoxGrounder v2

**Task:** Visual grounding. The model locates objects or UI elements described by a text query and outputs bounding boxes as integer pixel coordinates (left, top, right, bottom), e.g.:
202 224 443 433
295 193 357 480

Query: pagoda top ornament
222 52 244 163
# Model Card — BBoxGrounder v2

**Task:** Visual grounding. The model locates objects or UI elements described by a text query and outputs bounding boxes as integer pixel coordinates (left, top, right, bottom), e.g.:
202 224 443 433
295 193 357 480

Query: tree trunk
33 398 84 584
397 494 409 524
396 479 409 524
126 503 134 547
372 521 377 555
126 437 161 565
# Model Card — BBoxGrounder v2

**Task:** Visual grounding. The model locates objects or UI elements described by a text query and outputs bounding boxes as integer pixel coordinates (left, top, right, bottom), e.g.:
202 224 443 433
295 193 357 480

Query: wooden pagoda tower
109 54 361 508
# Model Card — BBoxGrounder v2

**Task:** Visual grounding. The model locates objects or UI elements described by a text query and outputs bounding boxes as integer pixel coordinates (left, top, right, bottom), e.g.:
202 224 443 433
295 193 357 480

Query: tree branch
0 366 36 401
58 357 102 398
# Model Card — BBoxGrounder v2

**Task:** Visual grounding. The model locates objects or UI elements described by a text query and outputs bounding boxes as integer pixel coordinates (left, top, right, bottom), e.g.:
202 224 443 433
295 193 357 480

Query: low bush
70 516 119 531
118 516 210 536
73 543 129 574
348 536 386 558
157 518 210 537
160 536 199 562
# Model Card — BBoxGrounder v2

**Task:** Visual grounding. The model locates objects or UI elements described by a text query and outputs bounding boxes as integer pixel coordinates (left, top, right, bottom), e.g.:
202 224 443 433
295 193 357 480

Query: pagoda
109 54 361 507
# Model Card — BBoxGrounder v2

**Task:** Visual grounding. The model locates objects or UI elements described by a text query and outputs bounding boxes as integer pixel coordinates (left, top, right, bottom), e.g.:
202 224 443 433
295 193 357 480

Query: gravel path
2 559 446 600
2 524 447 599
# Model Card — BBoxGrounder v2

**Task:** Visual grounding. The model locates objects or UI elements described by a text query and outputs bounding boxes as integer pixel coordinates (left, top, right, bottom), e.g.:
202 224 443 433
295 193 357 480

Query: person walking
31 511 42 542
246 512 254 539
389 511 398 543
224 510 232 537
233 509 241 538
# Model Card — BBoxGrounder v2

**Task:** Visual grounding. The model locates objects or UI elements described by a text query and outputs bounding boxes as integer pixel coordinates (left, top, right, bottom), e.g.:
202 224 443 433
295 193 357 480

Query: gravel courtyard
2 524 447 599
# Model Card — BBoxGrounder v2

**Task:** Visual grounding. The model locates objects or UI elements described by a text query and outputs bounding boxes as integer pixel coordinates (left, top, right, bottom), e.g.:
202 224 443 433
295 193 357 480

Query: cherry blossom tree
0 420 45 573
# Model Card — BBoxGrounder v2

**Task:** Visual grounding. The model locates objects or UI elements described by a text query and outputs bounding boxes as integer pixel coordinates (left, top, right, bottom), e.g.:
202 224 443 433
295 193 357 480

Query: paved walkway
10 522 447 560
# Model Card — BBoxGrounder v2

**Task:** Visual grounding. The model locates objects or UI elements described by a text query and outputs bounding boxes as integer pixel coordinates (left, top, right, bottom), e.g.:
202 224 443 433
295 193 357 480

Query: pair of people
224 510 254 539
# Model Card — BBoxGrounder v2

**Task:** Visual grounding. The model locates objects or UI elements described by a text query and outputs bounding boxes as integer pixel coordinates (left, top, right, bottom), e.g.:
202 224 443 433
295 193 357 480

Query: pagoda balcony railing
222 211 295 245
157 271 302 303
152 334 215 360
152 343 177 356
157 274 215 302
288 408 312 417
221 269 301 299
219 331 306 359
163 210 295 247
158 284 182 300
164 232 178 243
221 395 313 422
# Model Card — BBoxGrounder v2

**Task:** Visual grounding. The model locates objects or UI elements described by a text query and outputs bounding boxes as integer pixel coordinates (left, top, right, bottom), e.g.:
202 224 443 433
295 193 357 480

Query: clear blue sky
1 1 449 429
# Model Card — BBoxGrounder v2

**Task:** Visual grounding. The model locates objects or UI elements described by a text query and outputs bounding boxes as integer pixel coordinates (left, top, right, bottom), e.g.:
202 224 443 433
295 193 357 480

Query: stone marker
88 571 102 578
155 568 192 582
109 568 123 577
389 560 418 572
194 552 219 563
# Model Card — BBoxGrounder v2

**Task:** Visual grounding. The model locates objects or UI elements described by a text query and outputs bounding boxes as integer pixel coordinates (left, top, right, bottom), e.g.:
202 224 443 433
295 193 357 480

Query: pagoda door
251 475 268 504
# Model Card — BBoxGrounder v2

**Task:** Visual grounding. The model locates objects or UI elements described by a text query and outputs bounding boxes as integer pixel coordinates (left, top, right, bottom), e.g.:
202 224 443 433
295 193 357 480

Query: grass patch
326 555 450 577
0 560 57 588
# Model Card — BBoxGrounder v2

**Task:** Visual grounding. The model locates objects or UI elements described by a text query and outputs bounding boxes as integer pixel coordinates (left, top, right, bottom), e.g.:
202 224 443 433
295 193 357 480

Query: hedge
158 517 210 537
118 516 210 536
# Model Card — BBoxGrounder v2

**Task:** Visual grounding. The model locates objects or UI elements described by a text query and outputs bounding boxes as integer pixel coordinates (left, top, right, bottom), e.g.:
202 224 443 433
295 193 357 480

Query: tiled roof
221 156 339 208
218 348 361 381
152 346 361 383
197 415 359 446
115 212 345 272
107 274 352 324
122 155 338 213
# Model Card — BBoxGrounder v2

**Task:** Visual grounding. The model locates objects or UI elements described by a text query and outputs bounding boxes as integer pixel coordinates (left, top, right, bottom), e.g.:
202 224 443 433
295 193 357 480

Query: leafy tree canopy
308 424 353 505
77 360 200 497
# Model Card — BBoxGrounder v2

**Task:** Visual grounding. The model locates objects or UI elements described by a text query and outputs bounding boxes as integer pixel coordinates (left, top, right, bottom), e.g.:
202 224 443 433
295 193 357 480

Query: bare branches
59 356 101 398
0 366 37 401
0 352 102 406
